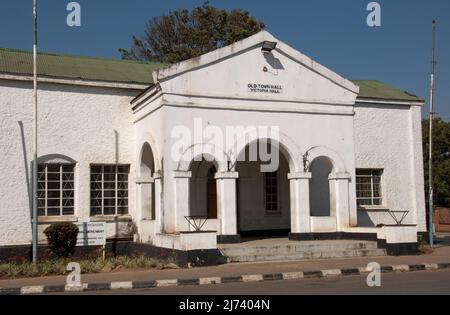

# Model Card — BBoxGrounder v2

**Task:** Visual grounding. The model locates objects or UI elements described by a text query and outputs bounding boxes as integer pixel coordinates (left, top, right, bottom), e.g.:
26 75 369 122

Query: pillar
215 172 240 243
173 171 192 233
288 172 312 239
329 172 354 230
154 171 163 233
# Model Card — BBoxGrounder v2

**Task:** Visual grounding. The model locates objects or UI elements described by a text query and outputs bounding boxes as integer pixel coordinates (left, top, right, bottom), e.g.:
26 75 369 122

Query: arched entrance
189 158 218 219
309 156 335 217
235 141 291 237
139 142 156 220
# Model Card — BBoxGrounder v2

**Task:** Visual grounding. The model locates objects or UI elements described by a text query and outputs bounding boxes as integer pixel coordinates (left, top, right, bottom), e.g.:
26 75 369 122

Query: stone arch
177 143 229 173
136 132 161 175
139 142 155 178
37 154 77 164
304 146 346 173
228 130 302 173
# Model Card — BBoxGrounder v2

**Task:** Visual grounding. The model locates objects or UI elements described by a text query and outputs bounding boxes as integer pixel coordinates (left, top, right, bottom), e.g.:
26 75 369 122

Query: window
356 169 383 206
37 164 75 216
90 165 129 216
264 172 279 213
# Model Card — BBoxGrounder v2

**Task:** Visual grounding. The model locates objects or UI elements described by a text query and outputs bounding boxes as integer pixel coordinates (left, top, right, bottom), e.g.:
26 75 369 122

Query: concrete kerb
0 262 448 295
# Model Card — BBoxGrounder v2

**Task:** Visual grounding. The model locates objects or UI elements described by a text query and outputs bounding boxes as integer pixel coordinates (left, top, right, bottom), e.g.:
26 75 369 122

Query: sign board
76 222 106 247
248 83 283 94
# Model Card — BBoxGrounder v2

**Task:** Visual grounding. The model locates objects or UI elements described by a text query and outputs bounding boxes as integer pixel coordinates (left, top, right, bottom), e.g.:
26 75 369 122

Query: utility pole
32 0 38 263
428 20 436 247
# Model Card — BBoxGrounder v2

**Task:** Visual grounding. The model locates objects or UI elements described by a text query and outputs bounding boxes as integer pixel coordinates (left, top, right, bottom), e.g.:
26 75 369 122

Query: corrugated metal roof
352 80 423 102
0 48 164 85
0 48 423 102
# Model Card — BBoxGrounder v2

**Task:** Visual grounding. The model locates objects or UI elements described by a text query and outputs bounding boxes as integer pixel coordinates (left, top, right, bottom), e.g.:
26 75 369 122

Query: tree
422 117 450 208
119 2 264 63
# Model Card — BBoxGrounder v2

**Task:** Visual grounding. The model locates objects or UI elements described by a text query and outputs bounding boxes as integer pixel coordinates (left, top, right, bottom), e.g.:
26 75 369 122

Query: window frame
263 171 281 215
356 169 383 207
90 164 130 216
37 163 75 217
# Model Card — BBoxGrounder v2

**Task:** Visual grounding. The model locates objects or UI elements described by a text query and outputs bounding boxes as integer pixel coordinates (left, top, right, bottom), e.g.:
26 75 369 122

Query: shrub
43 222 79 258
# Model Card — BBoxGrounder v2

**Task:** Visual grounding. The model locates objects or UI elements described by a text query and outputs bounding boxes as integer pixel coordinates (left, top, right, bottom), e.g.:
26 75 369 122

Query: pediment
154 31 359 105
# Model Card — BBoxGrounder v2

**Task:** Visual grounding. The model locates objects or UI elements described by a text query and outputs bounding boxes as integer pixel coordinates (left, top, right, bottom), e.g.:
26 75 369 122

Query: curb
1 262 449 295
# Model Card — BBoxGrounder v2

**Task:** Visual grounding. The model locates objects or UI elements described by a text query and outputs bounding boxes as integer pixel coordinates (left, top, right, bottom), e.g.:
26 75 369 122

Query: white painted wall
354 103 426 232
0 79 139 246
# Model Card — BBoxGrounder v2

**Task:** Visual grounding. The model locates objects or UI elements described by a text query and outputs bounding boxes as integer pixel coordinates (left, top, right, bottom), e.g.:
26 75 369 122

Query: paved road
53 270 450 295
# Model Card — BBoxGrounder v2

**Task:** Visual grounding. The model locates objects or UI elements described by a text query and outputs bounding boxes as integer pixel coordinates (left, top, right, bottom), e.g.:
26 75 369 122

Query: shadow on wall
357 210 377 227
18 121 32 220
263 52 285 71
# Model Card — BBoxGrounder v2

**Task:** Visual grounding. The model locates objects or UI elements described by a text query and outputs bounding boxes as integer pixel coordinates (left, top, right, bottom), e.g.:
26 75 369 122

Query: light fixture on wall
261 41 277 53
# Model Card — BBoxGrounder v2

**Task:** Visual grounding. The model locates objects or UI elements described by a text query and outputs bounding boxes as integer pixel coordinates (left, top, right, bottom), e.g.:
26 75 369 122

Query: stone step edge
0 262 448 295
220 245 380 254
222 248 386 258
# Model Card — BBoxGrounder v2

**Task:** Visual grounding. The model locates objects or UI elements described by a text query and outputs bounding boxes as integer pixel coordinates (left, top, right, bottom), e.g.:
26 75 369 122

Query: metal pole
32 0 38 263
428 20 436 247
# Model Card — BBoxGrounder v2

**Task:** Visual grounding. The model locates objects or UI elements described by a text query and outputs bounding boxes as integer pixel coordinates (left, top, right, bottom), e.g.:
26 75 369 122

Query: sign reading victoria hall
248 83 283 94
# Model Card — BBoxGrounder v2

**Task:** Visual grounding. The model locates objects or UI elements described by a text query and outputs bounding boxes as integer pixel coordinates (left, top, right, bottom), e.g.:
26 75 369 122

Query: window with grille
264 172 279 213
356 169 383 206
37 164 75 216
90 165 129 216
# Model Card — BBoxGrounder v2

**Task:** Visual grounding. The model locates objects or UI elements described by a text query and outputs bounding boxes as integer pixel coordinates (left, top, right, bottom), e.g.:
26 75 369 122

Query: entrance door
207 166 217 219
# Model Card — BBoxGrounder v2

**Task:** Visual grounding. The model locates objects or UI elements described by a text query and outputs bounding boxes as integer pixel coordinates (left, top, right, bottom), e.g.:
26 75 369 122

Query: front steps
218 238 387 263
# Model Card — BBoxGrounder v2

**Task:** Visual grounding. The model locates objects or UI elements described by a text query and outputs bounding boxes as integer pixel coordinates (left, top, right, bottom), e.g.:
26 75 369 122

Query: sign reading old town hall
248 83 283 94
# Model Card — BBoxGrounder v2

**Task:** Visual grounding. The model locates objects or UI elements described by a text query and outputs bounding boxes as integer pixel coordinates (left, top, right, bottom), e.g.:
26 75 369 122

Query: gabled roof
0 46 423 103
0 48 164 86
153 31 360 95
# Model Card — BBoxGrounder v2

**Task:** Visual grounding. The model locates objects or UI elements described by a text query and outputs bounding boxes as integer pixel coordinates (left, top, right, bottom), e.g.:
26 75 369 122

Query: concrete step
218 239 387 263
219 240 379 257
224 248 387 263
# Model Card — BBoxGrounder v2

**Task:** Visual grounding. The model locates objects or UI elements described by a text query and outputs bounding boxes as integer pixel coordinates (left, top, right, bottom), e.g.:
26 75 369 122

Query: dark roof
0 48 423 102
0 48 164 85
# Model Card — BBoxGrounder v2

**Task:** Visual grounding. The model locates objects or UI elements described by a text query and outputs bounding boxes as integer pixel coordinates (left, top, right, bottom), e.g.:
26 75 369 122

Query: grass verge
0 256 178 279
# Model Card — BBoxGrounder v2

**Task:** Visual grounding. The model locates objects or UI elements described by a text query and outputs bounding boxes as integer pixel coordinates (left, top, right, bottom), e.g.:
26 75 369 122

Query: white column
136 177 154 221
215 172 239 236
329 172 354 230
153 171 163 234
173 171 192 233
288 172 312 234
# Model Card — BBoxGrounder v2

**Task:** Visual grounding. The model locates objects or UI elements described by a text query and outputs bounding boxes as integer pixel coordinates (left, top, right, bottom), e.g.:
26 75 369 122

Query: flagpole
428 20 436 247
32 0 38 263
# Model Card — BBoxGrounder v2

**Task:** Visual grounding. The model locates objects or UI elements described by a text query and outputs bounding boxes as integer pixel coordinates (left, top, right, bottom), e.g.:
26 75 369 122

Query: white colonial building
0 31 426 260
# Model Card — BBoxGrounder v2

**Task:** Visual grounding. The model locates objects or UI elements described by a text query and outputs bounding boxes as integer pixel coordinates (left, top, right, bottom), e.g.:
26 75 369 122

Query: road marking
322 269 342 277
21 286 44 295
111 281 133 290
242 274 263 282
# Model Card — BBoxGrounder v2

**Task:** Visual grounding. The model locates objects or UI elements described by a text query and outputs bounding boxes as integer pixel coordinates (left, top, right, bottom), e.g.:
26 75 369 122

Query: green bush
43 222 79 258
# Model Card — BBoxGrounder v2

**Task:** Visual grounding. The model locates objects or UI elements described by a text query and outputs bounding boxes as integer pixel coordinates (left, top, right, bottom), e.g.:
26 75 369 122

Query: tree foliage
119 2 264 63
422 117 450 208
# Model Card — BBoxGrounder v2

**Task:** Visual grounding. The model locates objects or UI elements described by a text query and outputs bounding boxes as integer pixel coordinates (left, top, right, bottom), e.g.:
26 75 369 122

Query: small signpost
76 222 106 259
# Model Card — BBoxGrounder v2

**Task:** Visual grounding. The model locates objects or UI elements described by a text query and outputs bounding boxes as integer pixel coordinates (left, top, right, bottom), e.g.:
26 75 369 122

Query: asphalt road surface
53 269 450 295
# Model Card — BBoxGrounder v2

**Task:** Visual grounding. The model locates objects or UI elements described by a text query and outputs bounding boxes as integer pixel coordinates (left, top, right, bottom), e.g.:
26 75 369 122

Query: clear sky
0 0 449 120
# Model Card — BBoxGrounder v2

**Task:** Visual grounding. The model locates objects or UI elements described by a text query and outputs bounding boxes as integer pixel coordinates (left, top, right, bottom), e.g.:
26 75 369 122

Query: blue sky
0 0 449 120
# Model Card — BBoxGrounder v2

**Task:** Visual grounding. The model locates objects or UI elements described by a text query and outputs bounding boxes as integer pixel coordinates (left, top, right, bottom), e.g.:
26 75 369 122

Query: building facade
0 31 426 259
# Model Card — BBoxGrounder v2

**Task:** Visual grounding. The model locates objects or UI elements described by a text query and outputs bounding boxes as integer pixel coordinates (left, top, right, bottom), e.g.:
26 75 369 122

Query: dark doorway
207 166 217 219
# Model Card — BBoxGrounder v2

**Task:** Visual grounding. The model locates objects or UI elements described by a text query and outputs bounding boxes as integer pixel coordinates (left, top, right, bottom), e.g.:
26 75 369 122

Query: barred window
356 169 383 206
90 165 129 216
37 164 75 216
264 172 279 213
